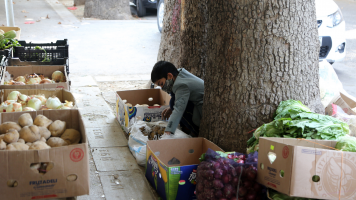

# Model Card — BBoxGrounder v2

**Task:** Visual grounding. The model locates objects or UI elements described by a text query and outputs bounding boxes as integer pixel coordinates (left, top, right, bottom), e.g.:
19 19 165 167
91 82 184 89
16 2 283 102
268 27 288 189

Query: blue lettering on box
301 149 322 155
29 179 57 185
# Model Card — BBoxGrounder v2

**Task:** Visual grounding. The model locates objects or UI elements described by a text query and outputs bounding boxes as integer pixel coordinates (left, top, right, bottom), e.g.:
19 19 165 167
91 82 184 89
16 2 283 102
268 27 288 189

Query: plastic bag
196 149 266 200
128 120 191 166
319 60 344 107
331 104 356 136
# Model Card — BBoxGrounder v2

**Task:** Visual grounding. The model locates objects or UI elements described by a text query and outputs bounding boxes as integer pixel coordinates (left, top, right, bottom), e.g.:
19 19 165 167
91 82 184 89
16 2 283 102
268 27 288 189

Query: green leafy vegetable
247 100 349 153
0 30 21 50
335 135 356 152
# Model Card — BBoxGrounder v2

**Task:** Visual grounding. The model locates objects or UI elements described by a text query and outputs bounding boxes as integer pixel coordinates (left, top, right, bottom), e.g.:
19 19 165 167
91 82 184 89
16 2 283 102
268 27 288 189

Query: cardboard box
145 138 223 200
0 65 70 90
0 27 21 40
0 110 89 199
0 88 76 108
325 92 356 116
257 137 356 200
116 89 171 133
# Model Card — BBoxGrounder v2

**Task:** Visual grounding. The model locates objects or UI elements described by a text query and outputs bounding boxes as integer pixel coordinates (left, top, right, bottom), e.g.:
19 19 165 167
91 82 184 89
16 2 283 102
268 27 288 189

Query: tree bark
157 0 207 79
84 0 132 20
199 0 324 152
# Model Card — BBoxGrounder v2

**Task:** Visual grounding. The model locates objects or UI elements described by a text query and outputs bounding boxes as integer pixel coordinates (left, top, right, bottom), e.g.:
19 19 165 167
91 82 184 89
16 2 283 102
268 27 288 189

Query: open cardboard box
0 88 76 109
116 89 171 133
0 110 89 199
0 27 21 40
257 137 356 200
145 138 223 200
0 65 70 90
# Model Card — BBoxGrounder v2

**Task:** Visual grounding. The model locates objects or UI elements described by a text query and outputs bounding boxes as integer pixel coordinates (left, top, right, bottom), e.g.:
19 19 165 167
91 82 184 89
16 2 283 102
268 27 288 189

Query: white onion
26 77 41 85
64 100 73 108
14 76 26 83
0 104 8 112
23 107 36 111
6 103 22 112
52 71 65 82
28 98 42 111
46 97 62 109
19 94 28 102
35 95 47 105
7 91 21 101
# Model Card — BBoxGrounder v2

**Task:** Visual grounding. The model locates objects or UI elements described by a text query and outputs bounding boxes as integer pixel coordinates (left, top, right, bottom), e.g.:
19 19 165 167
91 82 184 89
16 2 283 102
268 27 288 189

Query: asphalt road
333 0 356 97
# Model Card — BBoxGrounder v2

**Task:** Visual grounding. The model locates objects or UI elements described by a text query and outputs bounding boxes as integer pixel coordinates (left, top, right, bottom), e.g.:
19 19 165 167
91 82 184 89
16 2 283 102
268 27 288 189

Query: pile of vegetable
196 149 265 200
4 70 66 85
247 100 349 154
0 113 81 150
0 30 20 50
268 189 315 200
0 90 73 112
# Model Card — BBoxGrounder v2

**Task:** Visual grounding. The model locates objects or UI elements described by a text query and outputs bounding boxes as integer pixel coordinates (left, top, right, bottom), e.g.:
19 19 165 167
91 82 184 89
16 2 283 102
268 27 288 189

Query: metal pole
4 0 15 26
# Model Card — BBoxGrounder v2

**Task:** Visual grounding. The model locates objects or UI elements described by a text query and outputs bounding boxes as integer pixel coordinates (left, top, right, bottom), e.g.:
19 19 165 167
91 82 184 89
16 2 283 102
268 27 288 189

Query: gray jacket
165 68 204 133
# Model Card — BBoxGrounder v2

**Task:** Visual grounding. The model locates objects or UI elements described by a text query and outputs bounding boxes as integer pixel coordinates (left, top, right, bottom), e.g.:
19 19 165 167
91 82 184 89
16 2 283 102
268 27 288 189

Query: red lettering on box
70 148 84 162
267 182 277 188
31 194 57 199
282 146 289 159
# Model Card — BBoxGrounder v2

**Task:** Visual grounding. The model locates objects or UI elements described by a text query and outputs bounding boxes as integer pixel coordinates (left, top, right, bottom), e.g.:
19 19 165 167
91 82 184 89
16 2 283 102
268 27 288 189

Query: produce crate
0 110 89 200
0 27 21 40
11 39 69 75
0 48 12 61
13 39 69 61
8 57 69 75
0 65 70 90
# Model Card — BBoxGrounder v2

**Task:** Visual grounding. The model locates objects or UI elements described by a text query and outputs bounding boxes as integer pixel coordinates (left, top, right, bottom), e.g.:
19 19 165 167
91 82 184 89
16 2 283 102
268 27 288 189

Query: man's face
154 78 166 88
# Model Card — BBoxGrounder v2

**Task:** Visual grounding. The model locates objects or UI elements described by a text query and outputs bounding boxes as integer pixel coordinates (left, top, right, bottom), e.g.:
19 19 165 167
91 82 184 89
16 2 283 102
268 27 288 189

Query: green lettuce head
335 136 356 152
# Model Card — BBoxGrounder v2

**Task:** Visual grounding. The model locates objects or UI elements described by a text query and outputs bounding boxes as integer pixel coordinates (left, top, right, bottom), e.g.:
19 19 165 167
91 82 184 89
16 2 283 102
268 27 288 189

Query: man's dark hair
151 61 179 83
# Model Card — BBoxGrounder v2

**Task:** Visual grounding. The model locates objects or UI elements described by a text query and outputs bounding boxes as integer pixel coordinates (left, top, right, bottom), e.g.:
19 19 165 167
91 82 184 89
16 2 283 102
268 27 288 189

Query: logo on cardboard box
314 153 356 198
70 148 84 162
282 146 289 159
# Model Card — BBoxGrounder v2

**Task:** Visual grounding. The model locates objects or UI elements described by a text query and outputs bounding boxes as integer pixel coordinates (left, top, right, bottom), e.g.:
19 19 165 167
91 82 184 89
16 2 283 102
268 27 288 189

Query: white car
316 0 346 64
157 0 346 64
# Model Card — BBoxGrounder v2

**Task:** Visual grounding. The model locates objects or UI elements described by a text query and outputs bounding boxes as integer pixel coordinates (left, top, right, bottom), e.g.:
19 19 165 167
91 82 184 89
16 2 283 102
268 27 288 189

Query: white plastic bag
128 120 191 166
319 60 344 107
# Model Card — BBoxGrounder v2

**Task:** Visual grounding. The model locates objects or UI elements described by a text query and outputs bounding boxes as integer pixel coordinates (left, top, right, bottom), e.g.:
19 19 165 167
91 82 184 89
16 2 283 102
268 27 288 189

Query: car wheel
157 0 164 33
136 0 146 17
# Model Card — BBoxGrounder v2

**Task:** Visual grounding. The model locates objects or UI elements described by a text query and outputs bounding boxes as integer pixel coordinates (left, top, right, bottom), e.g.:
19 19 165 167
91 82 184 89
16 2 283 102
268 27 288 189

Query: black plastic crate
0 48 12 60
13 39 69 62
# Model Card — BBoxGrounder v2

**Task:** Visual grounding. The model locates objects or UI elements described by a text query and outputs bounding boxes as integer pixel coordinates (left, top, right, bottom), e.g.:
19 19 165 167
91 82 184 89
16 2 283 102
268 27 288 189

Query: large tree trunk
199 0 324 152
157 0 207 79
84 0 132 20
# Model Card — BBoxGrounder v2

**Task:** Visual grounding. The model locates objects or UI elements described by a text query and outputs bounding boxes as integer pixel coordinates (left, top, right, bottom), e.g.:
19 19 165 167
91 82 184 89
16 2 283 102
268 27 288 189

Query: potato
18 113 33 127
0 122 21 134
0 134 5 140
7 180 18 187
46 137 68 147
29 141 51 150
6 142 29 150
33 115 53 128
61 129 81 145
3 129 19 143
19 125 41 143
0 139 6 150
39 127 51 139
40 137 46 142
26 142 32 147
17 139 25 144
48 120 66 137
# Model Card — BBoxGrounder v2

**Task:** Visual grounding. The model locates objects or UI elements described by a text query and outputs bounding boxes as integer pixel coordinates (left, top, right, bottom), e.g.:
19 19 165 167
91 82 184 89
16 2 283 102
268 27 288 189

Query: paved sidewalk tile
92 147 140 171
99 170 156 200
86 126 128 148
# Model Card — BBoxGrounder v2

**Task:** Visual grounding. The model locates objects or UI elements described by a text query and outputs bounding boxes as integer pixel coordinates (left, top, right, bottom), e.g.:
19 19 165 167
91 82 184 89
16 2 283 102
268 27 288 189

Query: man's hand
161 107 172 120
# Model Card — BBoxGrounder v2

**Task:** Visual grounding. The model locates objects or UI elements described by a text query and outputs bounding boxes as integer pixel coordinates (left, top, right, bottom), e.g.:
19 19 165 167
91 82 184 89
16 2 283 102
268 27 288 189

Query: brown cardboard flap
116 89 170 106
261 137 337 150
147 138 223 167
1 89 76 108
1 65 69 90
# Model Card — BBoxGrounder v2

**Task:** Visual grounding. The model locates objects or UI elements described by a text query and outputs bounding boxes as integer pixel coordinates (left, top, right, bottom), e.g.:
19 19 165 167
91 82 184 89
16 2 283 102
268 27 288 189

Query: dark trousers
169 93 199 137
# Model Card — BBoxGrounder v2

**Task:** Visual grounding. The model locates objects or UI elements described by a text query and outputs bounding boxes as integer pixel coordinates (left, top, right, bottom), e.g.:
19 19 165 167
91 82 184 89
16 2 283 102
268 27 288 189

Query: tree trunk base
84 0 132 20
